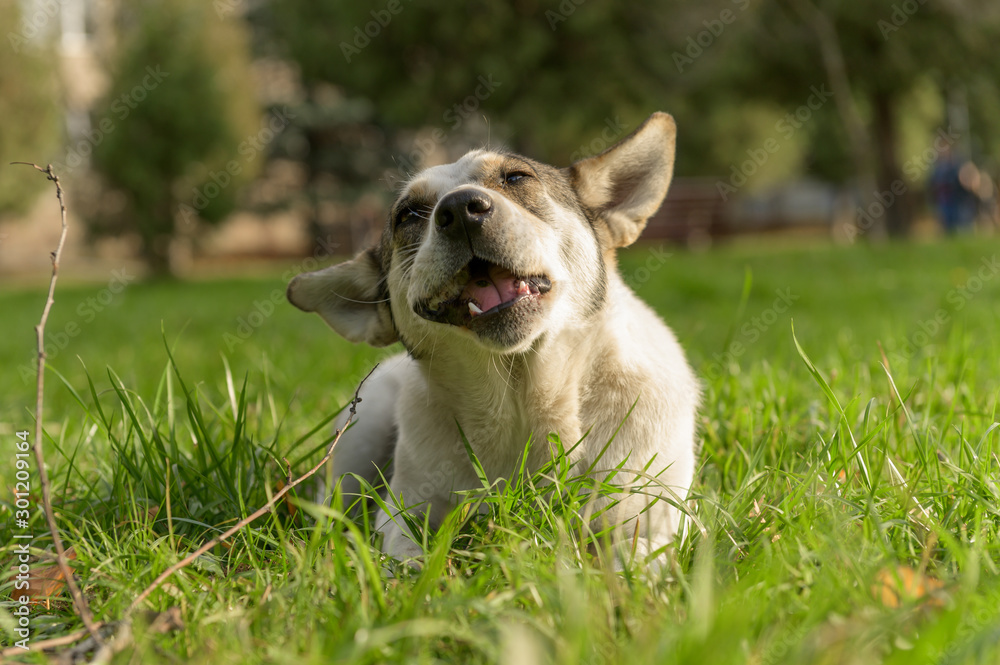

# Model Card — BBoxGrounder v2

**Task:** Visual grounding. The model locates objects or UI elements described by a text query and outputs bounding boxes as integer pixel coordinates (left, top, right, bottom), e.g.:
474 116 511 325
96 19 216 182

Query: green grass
2 236 1000 664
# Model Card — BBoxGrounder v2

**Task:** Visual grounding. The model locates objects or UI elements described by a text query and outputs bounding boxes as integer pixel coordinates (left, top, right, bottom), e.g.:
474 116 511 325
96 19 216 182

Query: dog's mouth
415 257 552 327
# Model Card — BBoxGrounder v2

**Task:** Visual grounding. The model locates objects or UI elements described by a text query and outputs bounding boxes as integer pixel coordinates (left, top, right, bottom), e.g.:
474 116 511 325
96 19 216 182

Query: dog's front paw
612 536 672 578
382 520 425 565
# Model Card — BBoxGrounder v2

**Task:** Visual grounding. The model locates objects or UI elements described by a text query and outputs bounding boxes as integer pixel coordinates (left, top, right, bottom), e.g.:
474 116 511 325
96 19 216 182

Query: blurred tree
0 0 62 217
713 0 1000 236
263 0 1000 239
239 4 394 253
89 0 261 276
262 0 725 252
266 0 680 164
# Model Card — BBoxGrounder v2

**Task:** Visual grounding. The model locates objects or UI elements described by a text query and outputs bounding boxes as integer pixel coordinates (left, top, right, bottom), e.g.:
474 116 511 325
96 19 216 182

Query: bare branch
126 364 377 614
13 162 103 643
0 623 105 658
14 159 377 660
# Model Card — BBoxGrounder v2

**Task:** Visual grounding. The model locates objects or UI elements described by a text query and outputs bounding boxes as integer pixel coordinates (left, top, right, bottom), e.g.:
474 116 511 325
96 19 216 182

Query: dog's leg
320 355 410 507
374 482 443 562
375 506 425 562
608 475 690 574
374 443 466 562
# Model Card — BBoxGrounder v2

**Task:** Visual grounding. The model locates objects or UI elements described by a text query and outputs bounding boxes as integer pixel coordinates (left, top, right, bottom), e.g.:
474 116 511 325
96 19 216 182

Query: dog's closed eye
502 171 532 186
396 208 418 227
395 206 430 229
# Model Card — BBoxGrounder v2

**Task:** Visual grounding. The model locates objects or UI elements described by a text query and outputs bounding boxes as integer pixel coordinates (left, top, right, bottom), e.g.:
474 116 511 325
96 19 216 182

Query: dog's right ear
287 248 398 347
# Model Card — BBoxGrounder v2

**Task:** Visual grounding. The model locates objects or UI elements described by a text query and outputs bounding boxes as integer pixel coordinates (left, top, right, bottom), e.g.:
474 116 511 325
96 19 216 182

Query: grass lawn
2 236 999 664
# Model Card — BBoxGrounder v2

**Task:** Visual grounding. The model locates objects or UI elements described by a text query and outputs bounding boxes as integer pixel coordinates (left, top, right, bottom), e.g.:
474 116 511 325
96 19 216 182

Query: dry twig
11 162 103 643
127 364 377 614
0 624 102 659
7 337 375 664
8 162 375 660
74 367 376 663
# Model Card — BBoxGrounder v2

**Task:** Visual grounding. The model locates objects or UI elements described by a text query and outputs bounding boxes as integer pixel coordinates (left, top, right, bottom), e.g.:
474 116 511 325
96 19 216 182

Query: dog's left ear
566 112 676 249
287 248 398 347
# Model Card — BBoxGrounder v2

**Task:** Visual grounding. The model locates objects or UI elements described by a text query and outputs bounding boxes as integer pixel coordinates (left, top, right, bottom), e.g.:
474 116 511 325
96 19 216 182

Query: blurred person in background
930 145 979 234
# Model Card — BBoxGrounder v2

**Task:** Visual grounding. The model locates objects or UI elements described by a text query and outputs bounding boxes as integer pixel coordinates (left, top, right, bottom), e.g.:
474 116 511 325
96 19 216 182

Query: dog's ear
566 112 676 249
287 248 398 347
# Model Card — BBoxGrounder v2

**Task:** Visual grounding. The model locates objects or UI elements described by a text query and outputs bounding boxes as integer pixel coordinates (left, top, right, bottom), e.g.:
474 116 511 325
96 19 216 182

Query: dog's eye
395 207 421 228
503 171 532 186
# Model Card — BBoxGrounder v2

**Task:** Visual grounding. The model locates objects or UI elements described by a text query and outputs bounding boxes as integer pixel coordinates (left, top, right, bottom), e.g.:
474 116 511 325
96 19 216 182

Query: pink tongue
461 264 518 312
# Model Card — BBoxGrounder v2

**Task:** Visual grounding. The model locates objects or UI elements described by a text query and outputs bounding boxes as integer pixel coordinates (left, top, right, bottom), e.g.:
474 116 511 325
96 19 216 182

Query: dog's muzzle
413 189 552 327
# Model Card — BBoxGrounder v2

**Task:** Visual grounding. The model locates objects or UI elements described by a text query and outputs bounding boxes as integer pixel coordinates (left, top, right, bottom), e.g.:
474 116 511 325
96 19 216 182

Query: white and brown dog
288 112 699 565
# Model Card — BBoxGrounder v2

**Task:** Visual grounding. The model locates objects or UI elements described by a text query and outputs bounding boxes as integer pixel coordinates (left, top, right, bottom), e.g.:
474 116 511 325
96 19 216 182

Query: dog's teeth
469 301 483 316
516 280 530 296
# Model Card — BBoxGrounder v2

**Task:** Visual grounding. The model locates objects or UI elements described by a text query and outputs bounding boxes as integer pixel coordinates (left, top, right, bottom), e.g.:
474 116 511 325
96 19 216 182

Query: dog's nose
435 189 493 230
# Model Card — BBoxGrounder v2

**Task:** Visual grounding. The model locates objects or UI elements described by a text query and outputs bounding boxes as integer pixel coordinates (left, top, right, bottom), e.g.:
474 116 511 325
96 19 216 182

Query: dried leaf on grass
872 565 946 608
19 548 77 607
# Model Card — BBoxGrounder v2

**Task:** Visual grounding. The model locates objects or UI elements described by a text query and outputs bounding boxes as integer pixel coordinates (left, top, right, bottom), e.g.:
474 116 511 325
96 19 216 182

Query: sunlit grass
1 236 999 663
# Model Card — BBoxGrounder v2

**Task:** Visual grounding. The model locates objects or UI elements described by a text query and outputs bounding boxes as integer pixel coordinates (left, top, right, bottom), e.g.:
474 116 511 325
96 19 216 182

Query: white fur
290 112 700 567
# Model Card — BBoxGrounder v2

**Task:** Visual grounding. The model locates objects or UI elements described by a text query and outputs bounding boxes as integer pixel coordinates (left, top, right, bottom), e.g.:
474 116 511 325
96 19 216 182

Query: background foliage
88 0 261 275
0 0 62 217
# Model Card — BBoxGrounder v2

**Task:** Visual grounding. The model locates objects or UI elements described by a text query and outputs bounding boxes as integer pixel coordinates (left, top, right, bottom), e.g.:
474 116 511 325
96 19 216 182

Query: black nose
436 189 493 230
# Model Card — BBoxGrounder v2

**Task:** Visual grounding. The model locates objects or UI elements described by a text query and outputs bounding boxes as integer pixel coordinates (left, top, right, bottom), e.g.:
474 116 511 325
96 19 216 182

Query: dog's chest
405 370 586 481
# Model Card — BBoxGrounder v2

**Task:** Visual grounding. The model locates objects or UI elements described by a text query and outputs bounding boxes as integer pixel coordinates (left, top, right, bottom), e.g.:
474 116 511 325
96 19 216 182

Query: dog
287 112 699 565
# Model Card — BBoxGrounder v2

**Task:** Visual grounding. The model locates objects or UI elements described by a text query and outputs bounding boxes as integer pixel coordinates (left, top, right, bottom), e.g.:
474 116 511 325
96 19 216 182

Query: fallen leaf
20 548 77 607
872 565 946 608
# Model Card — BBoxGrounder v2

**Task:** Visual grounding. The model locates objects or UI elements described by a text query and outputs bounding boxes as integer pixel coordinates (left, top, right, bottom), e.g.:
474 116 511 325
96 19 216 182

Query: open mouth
416 257 552 327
